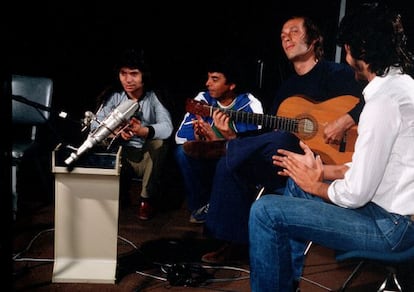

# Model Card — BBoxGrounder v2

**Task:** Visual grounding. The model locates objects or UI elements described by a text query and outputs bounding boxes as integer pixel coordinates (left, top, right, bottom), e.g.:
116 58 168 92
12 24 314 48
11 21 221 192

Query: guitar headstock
185 98 211 117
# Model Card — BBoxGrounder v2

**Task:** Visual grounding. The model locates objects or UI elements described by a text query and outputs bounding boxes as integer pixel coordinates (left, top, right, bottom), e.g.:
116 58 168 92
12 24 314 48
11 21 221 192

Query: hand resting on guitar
323 113 356 145
192 109 237 141
192 114 217 141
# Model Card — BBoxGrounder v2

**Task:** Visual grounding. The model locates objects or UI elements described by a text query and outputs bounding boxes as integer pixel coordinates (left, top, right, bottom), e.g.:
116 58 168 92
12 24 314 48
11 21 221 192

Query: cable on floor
13 228 139 262
135 262 250 288
13 228 54 262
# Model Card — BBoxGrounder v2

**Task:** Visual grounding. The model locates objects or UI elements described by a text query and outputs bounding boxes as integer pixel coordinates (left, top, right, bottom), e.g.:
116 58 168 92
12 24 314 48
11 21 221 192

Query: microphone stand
12 94 52 112
12 94 80 124
12 94 90 162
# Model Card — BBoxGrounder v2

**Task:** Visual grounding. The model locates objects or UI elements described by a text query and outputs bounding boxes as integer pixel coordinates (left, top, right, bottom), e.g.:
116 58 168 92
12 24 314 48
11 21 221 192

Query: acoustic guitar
185 95 359 165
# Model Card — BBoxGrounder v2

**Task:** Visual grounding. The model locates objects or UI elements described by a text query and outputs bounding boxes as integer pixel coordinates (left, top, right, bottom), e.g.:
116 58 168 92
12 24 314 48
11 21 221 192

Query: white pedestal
51 147 121 284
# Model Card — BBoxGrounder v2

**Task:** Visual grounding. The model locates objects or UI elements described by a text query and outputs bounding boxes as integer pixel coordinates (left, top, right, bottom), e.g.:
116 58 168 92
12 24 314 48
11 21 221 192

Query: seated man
175 54 264 223
90 48 173 220
249 4 414 291
184 15 365 263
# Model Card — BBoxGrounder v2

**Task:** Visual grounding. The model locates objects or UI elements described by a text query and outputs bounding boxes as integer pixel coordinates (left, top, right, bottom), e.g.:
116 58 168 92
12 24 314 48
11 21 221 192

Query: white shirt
328 67 414 216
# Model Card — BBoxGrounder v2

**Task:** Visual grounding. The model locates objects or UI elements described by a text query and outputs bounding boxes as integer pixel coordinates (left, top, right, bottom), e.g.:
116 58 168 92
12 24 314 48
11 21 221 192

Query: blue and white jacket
175 91 263 144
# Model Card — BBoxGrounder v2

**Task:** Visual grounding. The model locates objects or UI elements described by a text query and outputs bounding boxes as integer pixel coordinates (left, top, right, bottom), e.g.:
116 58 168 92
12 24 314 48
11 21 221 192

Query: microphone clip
81 111 96 132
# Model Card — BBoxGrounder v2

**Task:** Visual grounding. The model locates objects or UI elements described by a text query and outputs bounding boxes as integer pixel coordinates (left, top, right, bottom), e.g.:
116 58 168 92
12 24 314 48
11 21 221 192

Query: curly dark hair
95 48 152 108
337 2 414 76
205 53 250 94
113 48 152 89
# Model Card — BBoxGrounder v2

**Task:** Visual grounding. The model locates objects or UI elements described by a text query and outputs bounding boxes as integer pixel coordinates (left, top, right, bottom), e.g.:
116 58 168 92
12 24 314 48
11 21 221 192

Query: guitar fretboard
212 106 300 133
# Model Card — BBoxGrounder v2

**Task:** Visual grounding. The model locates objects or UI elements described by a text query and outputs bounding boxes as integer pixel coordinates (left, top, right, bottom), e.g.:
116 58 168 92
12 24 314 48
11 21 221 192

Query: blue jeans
249 178 414 292
174 144 217 212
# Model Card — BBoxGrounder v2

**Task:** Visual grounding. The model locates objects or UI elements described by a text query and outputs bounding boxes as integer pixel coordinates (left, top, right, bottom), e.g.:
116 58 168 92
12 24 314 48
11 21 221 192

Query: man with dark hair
174 54 263 223
91 48 173 220
249 4 414 291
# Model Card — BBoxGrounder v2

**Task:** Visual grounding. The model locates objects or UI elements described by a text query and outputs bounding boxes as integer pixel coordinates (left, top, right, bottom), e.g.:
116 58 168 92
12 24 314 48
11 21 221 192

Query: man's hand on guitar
212 110 237 140
323 114 355 144
193 115 217 141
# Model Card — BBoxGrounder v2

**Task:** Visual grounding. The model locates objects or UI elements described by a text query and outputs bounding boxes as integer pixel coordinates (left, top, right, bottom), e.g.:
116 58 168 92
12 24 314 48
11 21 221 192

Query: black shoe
183 140 227 159
293 279 300 292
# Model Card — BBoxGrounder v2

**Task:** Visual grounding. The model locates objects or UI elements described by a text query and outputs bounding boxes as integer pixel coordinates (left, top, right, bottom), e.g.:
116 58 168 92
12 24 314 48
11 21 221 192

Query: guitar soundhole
297 116 317 140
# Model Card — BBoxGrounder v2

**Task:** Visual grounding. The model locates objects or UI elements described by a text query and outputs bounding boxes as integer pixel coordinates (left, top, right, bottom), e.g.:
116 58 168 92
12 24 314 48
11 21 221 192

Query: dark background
6 0 343 140
5 0 414 143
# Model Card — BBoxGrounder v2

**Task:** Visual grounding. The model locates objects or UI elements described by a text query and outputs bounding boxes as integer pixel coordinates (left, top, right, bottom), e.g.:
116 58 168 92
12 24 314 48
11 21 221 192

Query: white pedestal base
52 258 117 284
52 148 121 284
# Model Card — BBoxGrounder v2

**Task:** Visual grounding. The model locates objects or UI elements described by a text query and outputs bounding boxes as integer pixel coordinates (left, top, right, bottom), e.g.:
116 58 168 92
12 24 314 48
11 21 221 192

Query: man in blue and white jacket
175 55 263 223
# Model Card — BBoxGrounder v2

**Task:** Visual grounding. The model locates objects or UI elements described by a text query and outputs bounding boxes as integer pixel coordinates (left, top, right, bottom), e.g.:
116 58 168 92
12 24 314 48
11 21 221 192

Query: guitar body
277 95 359 164
185 95 359 165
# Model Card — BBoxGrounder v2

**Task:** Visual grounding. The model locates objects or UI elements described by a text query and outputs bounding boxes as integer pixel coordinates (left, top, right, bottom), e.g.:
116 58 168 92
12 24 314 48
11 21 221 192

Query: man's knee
146 139 167 150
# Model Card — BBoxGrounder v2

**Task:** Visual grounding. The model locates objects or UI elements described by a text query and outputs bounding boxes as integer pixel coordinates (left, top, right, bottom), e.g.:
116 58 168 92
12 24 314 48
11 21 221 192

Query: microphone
64 99 139 165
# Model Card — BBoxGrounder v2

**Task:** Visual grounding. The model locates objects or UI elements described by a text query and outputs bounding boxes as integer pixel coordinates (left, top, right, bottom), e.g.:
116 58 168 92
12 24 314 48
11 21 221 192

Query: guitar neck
212 105 299 133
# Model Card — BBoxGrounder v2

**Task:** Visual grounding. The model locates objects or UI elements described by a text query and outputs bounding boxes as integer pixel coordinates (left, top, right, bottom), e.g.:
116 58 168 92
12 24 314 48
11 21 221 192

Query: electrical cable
14 228 250 288
13 228 139 263
118 235 139 250
200 264 250 283
135 262 250 287
135 270 168 282
12 228 54 262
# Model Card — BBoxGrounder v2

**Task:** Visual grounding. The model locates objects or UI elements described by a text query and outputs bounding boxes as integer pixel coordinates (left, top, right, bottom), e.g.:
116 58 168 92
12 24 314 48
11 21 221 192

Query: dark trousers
205 131 301 244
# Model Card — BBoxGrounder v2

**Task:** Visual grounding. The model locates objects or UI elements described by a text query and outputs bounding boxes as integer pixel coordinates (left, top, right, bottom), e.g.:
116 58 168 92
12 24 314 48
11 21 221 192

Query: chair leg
300 259 366 292
255 186 265 200
300 276 335 291
300 241 335 291
377 267 403 292
338 260 365 291
304 241 313 256
12 164 18 220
